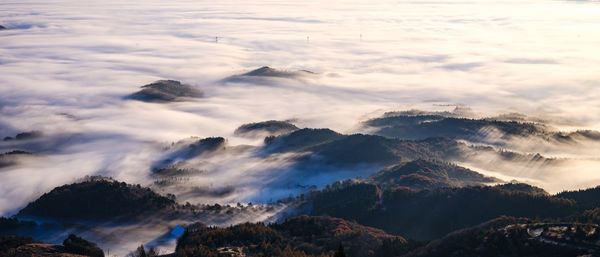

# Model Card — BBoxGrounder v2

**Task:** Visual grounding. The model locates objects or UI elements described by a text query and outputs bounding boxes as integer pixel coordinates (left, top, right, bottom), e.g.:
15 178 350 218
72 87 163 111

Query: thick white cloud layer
1 0 600 223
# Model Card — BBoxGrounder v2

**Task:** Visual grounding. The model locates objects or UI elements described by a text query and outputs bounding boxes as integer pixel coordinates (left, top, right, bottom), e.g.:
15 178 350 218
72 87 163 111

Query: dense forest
403 216 598 257
17 179 178 221
309 181 575 239
0 234 103 257
175 215 412 257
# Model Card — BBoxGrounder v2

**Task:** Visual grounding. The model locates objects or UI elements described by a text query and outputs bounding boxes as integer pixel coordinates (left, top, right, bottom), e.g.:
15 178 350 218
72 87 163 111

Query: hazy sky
1 0 600 216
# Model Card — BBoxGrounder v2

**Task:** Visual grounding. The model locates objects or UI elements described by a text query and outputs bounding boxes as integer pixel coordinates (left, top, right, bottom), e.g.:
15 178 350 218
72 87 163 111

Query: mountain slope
17 179 177 221
369 159 499 190
265 128 464 166
363 111 600 145
310 182 575 240
403 217 599 257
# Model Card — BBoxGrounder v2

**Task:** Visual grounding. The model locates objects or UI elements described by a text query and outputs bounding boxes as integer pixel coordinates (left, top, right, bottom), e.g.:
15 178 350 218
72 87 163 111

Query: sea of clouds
1 0 600 225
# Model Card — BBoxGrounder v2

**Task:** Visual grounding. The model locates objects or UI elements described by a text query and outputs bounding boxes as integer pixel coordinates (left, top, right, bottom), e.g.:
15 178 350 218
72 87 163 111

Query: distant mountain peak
127 80 203 102
234 120 299 138
223 66 317 85
243 66 315 77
